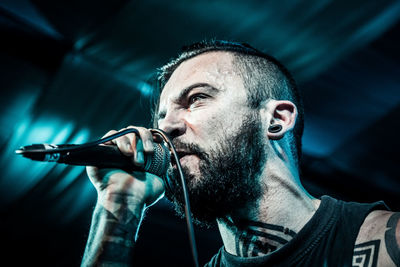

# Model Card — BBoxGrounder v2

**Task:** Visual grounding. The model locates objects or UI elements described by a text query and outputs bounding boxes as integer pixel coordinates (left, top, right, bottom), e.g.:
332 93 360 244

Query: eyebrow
175 82 218 102
157 83 219 119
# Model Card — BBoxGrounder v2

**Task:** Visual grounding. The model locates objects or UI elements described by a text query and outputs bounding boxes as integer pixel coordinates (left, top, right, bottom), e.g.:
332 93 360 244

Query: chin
179 160 202 184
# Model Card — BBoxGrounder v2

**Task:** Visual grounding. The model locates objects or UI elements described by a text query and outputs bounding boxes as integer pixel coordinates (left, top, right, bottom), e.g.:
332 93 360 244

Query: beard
165 112 266 227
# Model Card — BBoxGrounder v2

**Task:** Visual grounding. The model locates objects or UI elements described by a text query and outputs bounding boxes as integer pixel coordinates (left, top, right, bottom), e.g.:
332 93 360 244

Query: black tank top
205 195 388 267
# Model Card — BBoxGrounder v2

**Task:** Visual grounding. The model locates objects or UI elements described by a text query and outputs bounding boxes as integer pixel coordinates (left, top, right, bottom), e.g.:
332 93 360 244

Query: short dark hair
152 39 304 164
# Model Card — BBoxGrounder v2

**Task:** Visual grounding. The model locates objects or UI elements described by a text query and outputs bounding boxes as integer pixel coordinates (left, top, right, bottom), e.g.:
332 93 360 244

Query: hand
86 126 165 208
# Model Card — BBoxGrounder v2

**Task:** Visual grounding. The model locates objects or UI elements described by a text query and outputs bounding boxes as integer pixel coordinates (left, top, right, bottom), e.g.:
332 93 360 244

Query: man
81 40 399 266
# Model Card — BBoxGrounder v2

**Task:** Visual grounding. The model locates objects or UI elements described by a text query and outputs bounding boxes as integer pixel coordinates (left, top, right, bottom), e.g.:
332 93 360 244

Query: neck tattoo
232 220 297 257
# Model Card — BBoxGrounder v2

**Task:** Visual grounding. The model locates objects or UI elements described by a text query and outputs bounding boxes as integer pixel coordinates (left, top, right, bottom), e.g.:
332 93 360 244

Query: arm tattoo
81 204 141 266
233 220 297 257
385 212 400 265
352 240 380 267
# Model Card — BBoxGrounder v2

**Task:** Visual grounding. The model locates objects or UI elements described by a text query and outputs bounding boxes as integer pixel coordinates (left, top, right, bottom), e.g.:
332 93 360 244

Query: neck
216 158 320 257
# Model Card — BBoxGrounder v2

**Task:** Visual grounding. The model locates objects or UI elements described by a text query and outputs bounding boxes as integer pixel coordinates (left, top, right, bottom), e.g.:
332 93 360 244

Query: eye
188 93 207 105
157 111 166 120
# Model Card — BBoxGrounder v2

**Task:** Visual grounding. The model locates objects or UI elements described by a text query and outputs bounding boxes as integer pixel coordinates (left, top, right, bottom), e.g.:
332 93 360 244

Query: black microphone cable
151 129 199 267
16 128 199 267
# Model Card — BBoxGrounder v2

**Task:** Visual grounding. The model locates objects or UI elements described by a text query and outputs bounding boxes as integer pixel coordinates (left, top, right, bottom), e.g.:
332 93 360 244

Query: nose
158 111 186 140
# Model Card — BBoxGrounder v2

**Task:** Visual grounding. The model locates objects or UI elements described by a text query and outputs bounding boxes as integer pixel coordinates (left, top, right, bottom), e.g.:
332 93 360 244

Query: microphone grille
145 143 170 177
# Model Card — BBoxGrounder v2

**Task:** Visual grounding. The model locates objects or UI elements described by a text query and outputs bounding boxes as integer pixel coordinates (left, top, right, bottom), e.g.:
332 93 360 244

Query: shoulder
354 210 400 266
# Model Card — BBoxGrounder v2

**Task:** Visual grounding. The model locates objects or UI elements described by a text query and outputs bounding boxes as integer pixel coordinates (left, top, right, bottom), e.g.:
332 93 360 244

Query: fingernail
137 151 144 164
153 135 163 143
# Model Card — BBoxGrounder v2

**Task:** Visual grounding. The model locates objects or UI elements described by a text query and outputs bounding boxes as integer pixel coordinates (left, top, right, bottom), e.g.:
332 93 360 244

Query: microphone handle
58 145 138 171
17 144 170 177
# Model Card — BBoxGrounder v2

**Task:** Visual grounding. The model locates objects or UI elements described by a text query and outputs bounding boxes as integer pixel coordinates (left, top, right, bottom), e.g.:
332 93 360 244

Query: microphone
15 143 170 177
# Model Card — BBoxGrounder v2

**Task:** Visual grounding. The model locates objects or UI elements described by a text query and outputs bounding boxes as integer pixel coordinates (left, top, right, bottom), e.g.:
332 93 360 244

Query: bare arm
353 210 400 267
81 126 165 266
81 194 143 266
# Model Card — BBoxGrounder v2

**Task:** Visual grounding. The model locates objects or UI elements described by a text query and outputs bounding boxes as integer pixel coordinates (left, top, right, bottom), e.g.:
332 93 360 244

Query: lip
176 150 192 158
171 151 193 166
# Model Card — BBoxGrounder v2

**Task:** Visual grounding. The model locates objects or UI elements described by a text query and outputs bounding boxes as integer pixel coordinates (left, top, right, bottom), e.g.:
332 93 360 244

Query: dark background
0 0 399 266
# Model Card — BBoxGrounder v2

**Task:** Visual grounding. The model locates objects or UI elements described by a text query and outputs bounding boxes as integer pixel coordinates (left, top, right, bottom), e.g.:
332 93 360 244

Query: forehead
160 51 244 104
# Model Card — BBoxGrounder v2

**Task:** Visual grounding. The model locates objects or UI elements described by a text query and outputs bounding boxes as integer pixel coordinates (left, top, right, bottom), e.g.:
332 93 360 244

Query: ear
265 100 298 140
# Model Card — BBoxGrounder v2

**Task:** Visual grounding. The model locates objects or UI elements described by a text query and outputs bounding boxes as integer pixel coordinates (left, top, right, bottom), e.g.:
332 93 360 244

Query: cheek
186 110 225 134
184 98 249 140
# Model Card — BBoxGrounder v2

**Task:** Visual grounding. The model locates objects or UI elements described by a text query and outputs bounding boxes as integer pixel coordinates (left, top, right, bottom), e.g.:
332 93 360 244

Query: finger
115 134 135 156
124 131 138 154
101 130 118 145
123 131 143 167
132 126 154 154
133 138 145 167
152 133 163 143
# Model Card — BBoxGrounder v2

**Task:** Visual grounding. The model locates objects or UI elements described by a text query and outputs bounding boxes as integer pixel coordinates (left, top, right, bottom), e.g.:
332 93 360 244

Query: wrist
98 192 145 223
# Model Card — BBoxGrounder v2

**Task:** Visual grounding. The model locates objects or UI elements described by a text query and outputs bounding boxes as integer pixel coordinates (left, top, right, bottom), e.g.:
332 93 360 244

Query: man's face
158 52 265 225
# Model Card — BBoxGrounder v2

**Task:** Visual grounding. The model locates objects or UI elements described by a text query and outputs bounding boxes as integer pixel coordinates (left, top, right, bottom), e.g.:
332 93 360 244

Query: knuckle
137 128 152 140
129 127 154 152
102 129 117 138
126 133 137 142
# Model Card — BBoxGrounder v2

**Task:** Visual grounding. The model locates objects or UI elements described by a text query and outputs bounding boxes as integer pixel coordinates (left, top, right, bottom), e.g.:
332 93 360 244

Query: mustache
171 139 208 160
